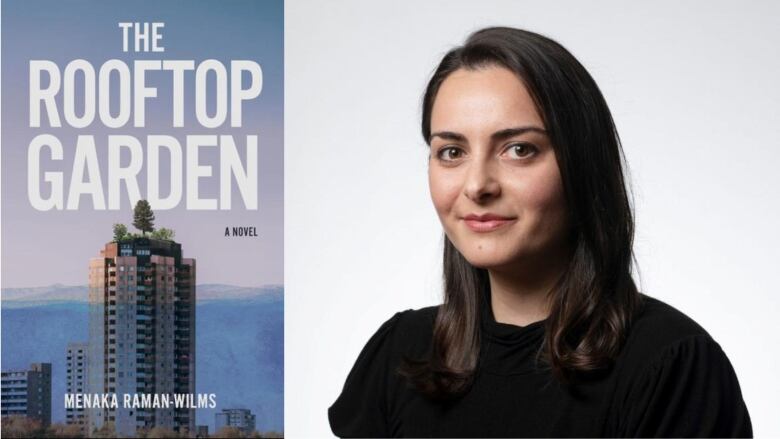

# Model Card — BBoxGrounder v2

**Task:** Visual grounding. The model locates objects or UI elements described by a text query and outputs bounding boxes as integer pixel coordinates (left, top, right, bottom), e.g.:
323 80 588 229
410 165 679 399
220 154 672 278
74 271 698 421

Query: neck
488 248 570 327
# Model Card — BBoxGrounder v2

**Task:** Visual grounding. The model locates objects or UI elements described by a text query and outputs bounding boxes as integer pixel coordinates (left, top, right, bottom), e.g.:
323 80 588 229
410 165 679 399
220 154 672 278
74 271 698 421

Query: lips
462 213 516 232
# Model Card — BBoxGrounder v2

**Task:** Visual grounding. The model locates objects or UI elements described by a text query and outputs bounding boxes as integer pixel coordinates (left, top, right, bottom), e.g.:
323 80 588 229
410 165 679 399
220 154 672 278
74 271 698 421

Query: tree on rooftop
133 200 155 235
112 223 128 242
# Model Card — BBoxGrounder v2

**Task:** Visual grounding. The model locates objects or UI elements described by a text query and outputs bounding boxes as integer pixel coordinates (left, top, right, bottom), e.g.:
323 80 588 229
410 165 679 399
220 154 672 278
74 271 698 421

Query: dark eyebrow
491 126 547 141
429 126 547 144
428 131 466 143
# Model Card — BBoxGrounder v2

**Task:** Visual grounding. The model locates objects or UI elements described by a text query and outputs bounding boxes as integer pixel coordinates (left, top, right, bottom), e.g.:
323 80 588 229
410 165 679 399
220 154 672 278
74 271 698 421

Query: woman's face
428 66 570 273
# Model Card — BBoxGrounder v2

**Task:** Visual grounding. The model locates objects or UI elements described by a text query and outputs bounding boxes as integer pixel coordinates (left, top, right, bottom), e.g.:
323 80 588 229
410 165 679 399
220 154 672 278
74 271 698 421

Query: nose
463 159 500 203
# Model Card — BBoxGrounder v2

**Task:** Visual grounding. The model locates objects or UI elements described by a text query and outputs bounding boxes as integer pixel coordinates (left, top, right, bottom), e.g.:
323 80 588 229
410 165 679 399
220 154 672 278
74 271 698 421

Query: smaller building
66 342 88 434
215 408 256 435
1 363 52 427
195 424 209 438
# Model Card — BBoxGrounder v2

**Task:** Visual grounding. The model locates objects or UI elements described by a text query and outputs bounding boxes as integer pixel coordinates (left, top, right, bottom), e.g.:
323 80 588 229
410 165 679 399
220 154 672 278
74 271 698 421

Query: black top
328 293 753 437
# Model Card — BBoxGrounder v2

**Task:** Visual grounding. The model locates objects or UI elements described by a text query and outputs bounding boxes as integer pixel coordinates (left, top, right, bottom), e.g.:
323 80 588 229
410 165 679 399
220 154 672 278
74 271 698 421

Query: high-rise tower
87 238 195 437
66 343 88 433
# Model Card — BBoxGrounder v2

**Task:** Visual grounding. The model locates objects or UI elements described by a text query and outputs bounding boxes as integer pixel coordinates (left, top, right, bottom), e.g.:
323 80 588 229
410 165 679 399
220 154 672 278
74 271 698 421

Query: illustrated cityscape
1 221 281 438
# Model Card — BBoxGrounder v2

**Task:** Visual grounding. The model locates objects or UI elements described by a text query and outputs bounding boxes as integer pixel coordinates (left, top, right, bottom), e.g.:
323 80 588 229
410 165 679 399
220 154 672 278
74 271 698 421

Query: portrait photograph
286 0 778 438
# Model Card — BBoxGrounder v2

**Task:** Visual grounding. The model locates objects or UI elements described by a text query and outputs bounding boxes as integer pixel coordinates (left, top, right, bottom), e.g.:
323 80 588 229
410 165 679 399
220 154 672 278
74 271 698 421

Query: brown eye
437 146 465 162
504 143 537 160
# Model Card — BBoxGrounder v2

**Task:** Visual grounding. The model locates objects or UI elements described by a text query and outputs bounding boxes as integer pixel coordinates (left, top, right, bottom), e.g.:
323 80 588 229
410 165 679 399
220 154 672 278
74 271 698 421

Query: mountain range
1 283 283 304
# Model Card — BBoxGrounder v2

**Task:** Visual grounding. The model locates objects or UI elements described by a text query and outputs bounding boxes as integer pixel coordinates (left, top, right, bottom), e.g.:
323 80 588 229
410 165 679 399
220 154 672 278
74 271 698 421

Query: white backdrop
286 1 780 437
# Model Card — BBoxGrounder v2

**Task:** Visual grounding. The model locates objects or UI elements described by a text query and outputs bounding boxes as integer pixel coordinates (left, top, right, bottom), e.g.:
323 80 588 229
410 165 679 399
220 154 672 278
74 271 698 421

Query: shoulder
328 305 439 437
382 305 439 359
340 305 438 372
393 305 438 338
618 292 714 367
611 294 752 437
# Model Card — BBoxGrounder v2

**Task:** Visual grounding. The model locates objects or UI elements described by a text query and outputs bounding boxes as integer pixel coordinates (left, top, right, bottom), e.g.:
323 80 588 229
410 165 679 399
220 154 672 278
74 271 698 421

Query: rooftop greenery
112 200 175 242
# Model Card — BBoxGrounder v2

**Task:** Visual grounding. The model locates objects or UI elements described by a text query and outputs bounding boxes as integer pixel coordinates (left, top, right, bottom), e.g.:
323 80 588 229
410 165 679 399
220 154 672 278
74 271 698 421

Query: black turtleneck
328 293 753 437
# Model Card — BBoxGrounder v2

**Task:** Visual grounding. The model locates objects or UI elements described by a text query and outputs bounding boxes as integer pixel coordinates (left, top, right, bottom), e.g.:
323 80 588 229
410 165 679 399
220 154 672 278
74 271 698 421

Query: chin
456 243 520 270
465 255 518 270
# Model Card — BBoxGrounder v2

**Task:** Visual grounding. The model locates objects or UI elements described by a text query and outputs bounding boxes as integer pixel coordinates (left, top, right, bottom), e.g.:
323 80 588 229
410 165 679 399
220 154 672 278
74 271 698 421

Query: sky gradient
1 0 284 288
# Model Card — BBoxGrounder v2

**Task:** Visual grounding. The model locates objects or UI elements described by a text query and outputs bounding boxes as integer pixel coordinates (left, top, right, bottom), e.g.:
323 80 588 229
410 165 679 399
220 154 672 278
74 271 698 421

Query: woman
328 27 752 438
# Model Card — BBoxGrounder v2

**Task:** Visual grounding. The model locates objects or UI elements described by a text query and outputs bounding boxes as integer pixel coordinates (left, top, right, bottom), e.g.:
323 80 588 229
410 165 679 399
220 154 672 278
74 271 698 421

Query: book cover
1 1 284 437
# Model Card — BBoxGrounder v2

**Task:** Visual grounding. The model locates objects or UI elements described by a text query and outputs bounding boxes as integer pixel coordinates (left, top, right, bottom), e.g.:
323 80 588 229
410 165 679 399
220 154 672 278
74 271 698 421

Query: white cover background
286 1 780 437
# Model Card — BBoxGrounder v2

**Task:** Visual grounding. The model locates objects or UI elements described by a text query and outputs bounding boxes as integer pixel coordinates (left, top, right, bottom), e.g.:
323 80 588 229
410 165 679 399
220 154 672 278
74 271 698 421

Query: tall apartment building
215 408 256 435
87 238 195 437
66 342 88 433
1 363 52 427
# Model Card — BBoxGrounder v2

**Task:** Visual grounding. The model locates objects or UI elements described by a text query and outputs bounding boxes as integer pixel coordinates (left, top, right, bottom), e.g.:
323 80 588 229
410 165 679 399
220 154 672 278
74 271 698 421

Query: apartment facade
66 342 88 433
87 238 195 437
215 408 256 435
0 363 52 427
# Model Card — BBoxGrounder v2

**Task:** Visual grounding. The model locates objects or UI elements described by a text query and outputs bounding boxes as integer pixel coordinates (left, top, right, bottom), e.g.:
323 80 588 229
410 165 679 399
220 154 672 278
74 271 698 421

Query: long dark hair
400 27 643 400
